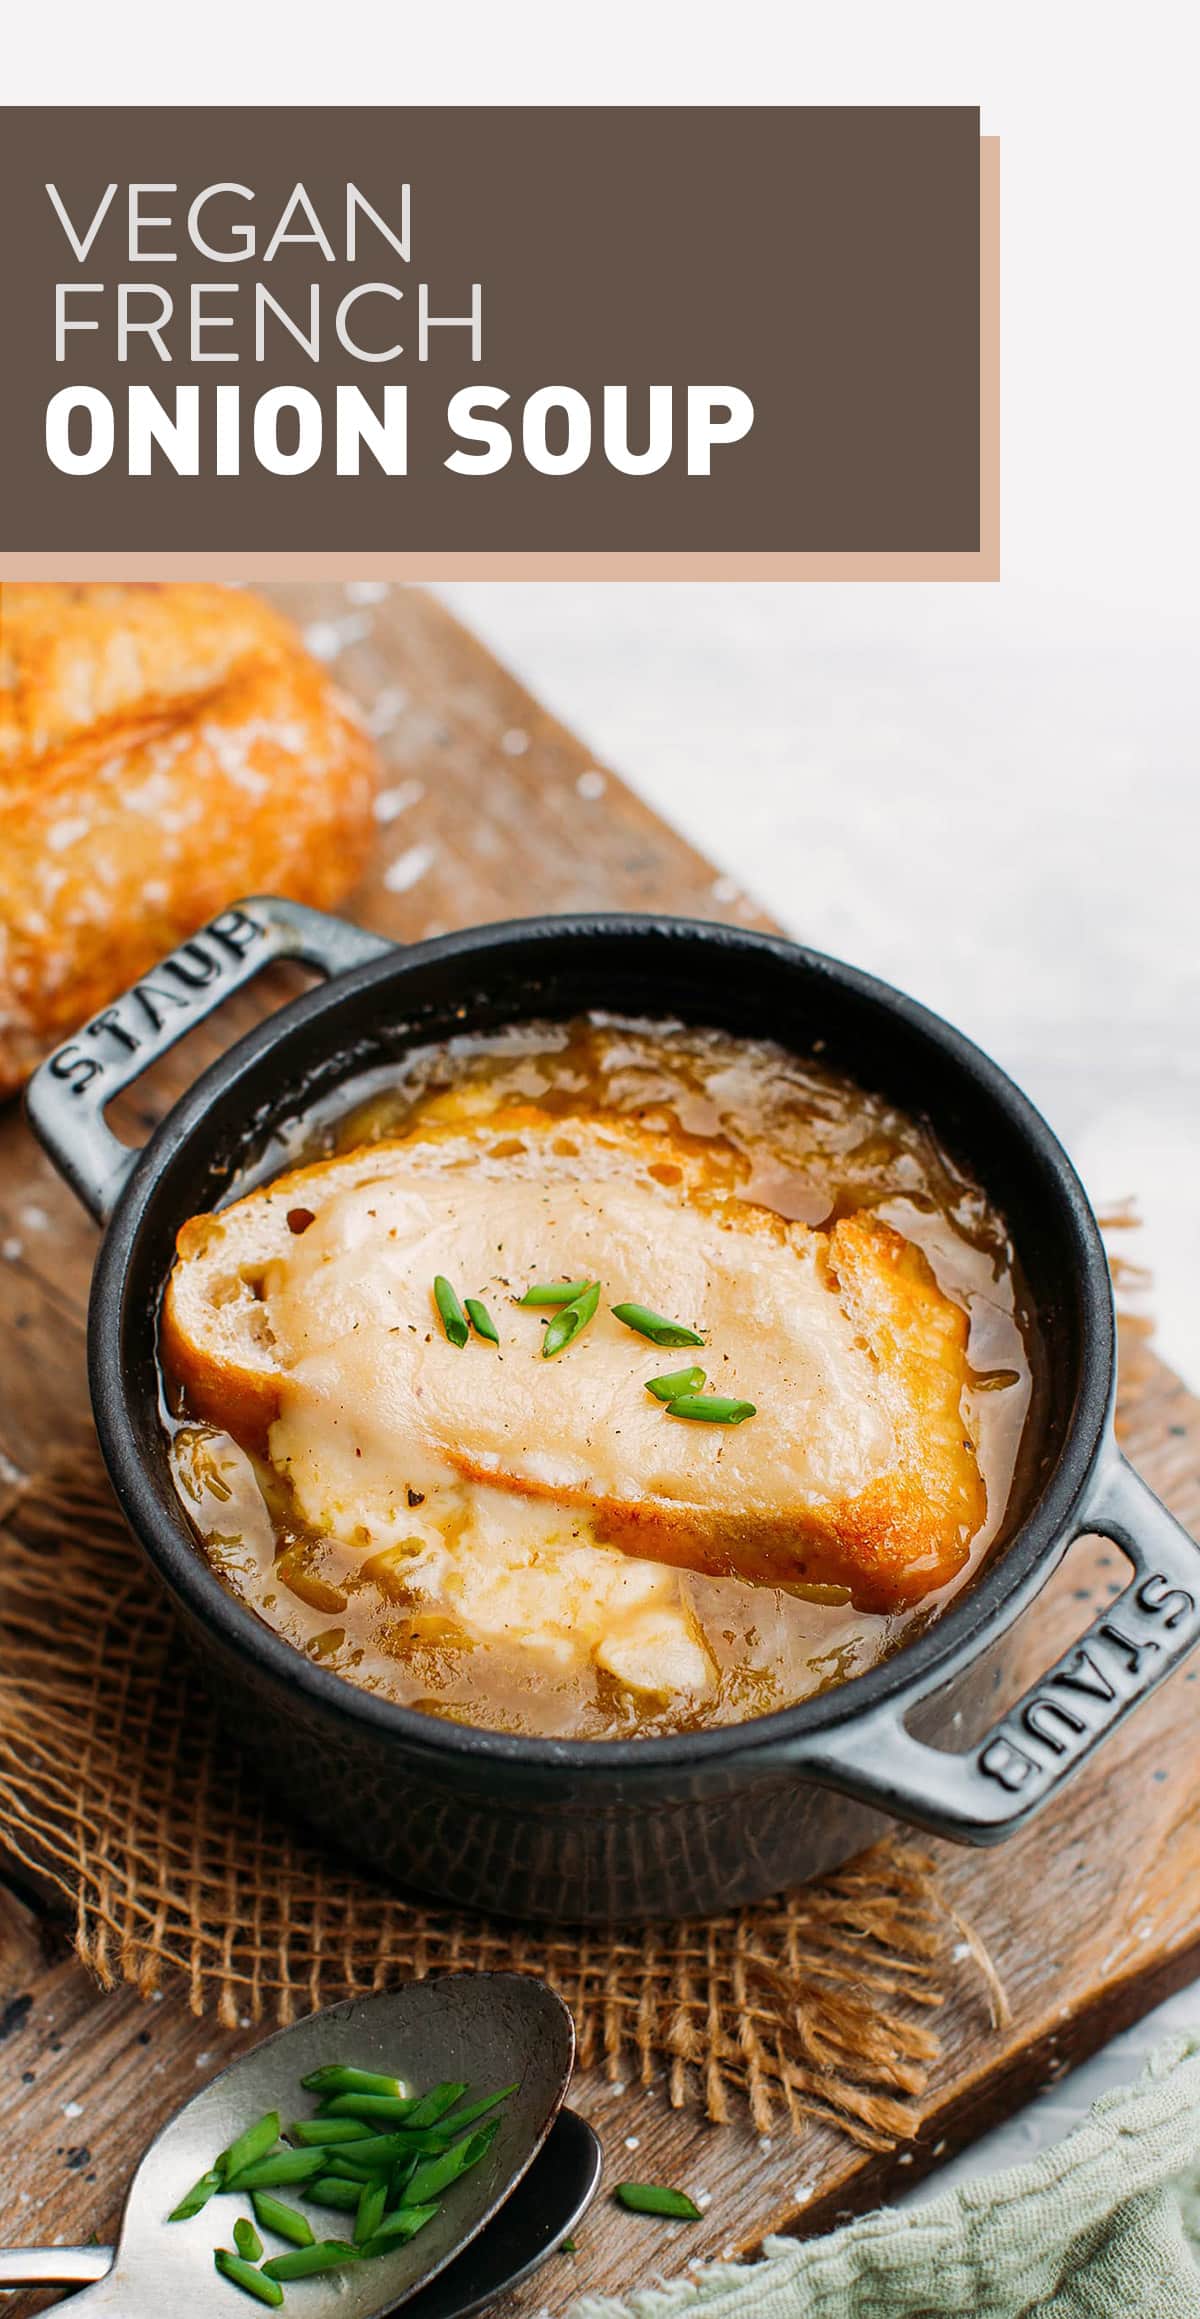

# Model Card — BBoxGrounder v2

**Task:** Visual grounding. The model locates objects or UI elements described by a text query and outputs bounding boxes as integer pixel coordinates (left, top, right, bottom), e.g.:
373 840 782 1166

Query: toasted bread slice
163 1108 984 1609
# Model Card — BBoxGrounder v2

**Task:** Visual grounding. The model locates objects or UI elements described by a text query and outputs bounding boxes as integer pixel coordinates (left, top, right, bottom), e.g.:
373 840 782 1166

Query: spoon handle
0 2243 113 2285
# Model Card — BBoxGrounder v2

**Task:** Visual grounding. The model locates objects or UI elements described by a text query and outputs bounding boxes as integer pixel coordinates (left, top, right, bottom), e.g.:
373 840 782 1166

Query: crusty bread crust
0 583 378 1096
161 1137 416 1443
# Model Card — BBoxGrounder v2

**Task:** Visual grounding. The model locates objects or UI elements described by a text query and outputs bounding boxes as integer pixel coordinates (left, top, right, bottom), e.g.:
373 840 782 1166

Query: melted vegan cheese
257 1120 983 1608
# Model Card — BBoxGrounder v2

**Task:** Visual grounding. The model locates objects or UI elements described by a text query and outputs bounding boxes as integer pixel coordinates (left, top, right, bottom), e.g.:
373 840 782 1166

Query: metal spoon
0 2110 602 2313
0 1973 584 2312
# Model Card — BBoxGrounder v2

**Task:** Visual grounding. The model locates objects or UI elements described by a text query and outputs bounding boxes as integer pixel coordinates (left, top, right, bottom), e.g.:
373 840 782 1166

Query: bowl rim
87 912 1116 1777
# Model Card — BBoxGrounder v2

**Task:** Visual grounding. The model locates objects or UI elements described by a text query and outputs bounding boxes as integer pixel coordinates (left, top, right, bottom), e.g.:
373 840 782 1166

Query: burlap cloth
0 1434 1017 2150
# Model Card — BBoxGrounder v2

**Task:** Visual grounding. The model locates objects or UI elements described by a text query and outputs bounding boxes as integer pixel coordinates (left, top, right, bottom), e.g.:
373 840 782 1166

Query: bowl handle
772 1451 1200 1844
24 895 394 1225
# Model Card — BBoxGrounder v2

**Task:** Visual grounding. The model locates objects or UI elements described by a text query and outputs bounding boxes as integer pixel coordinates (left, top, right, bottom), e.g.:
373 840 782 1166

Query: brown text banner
0 108 989 566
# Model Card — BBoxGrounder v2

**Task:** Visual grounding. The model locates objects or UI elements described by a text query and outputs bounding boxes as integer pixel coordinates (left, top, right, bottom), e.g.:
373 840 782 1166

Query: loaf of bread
0 583 378 1097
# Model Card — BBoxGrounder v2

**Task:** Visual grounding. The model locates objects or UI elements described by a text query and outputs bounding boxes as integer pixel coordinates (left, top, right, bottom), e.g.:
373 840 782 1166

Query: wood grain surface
1 581 1198 2312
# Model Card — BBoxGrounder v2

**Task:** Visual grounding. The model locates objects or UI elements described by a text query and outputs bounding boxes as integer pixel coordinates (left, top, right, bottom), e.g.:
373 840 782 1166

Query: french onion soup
160 1018 1036 1739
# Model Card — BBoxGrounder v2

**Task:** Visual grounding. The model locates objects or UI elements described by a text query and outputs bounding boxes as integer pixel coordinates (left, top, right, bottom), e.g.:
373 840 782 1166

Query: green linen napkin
573 2034 1200 2319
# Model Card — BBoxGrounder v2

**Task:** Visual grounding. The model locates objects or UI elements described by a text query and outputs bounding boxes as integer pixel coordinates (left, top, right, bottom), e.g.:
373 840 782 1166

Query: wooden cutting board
1 581 1198 2312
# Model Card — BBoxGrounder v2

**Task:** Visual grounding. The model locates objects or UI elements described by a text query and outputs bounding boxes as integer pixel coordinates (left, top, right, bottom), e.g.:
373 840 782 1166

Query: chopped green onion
518 1279 590 1307
167 2166 223 2222
301 2066 407 2098
645 1365 707 1402
388 2157 419 2207
214 2248 284 2306
561 2237 578 2254
355 2176 390 2246
233 2217 264 2264
441 2082 517 2131
404 2080 470 2129
542 1281 600 1358
403 2120 499 2207
611 1304 705 1349
360 2203 440 2255
666 1393 756 1425
307 2175 363 2212
389 2124 463 2155
465 1296 500 1345
250 2191 315 2247
615 2181 703 2220
434 1275 469 1348
225 2147 328 2192
261 2239 361 2282
319 2092 420 2123
289 2114 375 2142
321 2131 416 2174
220 2111 281 2185
320 2121 458 2159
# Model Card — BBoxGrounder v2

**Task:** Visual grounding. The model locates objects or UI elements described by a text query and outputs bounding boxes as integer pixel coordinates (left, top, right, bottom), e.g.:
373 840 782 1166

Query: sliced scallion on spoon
214 2247 283 2305
233 2216 264 2263
300 2066 408 2099
250 2191 315 2246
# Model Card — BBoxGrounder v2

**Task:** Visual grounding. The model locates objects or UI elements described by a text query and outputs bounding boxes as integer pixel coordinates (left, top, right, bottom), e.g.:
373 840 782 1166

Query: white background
9 0 1200 2215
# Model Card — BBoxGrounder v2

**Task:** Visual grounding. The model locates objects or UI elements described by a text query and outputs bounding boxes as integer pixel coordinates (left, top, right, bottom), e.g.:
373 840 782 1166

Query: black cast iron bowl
26 897 1200 1923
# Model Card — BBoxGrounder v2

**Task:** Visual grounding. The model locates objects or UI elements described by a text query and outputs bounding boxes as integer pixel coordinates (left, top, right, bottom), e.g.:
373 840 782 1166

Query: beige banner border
1 141 998 584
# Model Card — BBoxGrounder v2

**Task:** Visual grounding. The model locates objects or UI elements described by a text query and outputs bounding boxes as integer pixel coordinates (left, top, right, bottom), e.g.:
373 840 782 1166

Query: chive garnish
324 2152 382 2181
168 2166 223 2222
362 2198 441 2254
317 2093 420 2123
214 2248 284 2305
220 2111 281 2185
261 2238 361 2281
307 2175 363 2211
404 2080 469 2129
355 2176 390 2245
441 2082 518 2131
301 2066 407 2098
251 2191 315 2246
666 1393 756 1425
288 2115 375 2143
171 2066 514 2272
320 2130 419 2173
434 1275 469 1348
518 1278 590 1306
403 2120 500 2206
615 2181 703 2220
542 1280 600 1358
233 2216 264 2263
465 1296 500 1345
360 2203 439 2254
612 1303 705 1348
225 2147 329 2192
645 1365 706 1402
